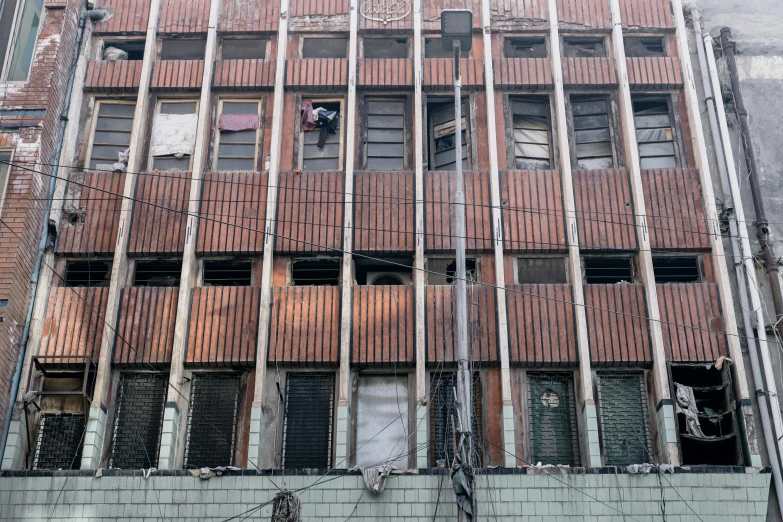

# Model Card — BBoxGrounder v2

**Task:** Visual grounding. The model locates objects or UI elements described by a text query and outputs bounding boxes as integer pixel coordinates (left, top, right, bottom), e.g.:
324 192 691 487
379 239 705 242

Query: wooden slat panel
506 284 578 366
113 287 178 366
93 0 150 35
619 0 673 30
501 170 566 252
275 171 344 253
422 0 481 30
159 0 210 34
128 172 189 256
354 171 414 252
423 58 485 90
626 57 682 90
352 286 415 366
557 0 611 29
39 287 109 365
290 0 350 15
426 285 498 364
186 287 260 367
642 168 710 250
220 0 279 33
658 283 728 362
57 172 125 256
84 61 143 93
285 59 349 91
491 0 548 28
585 284 651 365
357 59 414 89
492 58 552 90
150 60 205 92
562 57 617 87
268 286 341 366
213 59 276 91
197 172 267 255
573 169 637 251
425 171 493 252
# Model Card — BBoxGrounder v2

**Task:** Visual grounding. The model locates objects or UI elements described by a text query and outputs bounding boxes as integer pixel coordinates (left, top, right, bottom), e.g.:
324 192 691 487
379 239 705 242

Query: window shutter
634 99 677 169
572 97 614 169
365 100 405 170
89 103 135 171
184 373 240 468
283 373 335 469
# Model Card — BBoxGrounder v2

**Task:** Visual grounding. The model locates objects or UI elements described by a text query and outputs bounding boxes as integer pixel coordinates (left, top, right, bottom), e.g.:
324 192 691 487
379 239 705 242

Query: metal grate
429 373 483 467
527 372 579 466
109 373 167 469
184 373 240 468
282 373 335 469
33 413 85 470
597 372 652 466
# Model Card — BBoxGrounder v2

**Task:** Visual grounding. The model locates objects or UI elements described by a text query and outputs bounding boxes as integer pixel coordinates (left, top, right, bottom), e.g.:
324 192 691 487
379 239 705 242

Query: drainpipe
0 2 89 460
720 27 783 328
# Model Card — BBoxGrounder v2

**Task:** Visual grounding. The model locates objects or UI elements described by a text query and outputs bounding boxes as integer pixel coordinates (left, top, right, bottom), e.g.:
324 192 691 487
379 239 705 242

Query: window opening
88 103 135 171
160 38 207 60
363 37 408 59
184 373 240 468
291 259 340 286
633 99 677 169
216 100 260 171
64 260 112 287
302 37 348 59
2 0 43 81
430 372 483 467
571 96 614 169
584 257 633 284
503 37 547 58
109 373 167 469
134 260 183 287
103 40 145 61
356 375 409 468
425 37 466 58
222 37 267 60
624 37 665 57
652 256 700 283
33 413 85 470
354 256 413 285
597 372 652 466
283 373 335 469
517 257 567 284
527 372 579 466
427 258 477 285
563 37 606 58
300 99 341 171
150 101 198 171
364 98 406 170
427 99 469 171
0 151 11 210
510 97 552 169
203 259 252 286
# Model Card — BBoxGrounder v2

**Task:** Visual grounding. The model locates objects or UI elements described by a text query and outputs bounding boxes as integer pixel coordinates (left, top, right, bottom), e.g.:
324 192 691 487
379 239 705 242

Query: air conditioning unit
367 272 412 286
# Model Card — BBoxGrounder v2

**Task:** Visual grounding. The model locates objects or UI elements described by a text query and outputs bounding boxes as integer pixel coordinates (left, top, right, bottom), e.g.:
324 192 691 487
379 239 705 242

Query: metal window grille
217 101 260 171
282 373 335 469
634 99 677 169
184 373 240 468
571 97 614 169
89 103 135 171
109 373 167 469
583 257 633 284
511 98 552 170
429 373 483 467
33 413 85 470
597 372 652 466
203 259 253 286
651 256 700 283
527 372 580 466
365 99 406 170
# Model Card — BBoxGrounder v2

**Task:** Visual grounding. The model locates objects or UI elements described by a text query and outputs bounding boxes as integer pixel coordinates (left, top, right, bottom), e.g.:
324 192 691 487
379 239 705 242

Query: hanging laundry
218 113 259 132
300 99 316 131
149 113 198 157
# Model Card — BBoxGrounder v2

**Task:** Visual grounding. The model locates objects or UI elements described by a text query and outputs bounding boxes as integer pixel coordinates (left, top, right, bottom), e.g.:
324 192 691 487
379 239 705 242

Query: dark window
160 38 206 60
571 96 614 169
427 258 477 285
104 40 145 60
633 99 677 169
425 37 457 58
222 37 267 59
652 256 700 283
301 100 341 171
2 0 43 81
511 97 552 169
302 37 347 58
527 372 579 466
33 413 85 470
428 99 469 171
503 37 547 58
109 373 167 469
283 373 335 469
364 37 408 58
89 103 135 171
584 257 633 284
364 98 406 170
217 100 260 171
624 37 665 57
517 257 567 284
184 373 240 468
563 37 606 58
64 260 113 287
203 259 252 286
134 260 182 287
291 259 340 286
597 372 652 466
430 373 483 467
355 257 413 285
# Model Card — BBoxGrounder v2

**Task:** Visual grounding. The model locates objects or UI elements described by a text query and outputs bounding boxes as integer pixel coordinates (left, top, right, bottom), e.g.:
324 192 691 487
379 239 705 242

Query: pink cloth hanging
300 99 316 131
218 113 260 132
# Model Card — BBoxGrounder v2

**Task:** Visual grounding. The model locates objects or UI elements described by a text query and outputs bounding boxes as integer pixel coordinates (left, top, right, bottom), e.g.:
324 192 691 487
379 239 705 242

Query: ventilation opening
354 256 413 285
517 257 568 284
291 259 340 286
584 257 633 284
363 37 408 58
222 37 267 59
652 256 700 283
563 37 606 58
430 372 483 467
302 37 348 58
134 260 182 287
33 413 85 470
503 37 547 58
624 37 665 57
184 373 240 468
427 257 477 285
527 372 579 466
283 373 335 469
104 40 145 60
64 260 113 287
203 259 252 286
597 372 652 466
160 38 207 60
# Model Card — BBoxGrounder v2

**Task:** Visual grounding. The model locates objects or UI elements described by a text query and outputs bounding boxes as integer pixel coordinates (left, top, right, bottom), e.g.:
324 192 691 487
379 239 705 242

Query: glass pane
356 376 409 468
153 155 191 171
0 0 20 75
161 102 197 115
161 39 206 60
222 38 266 60
217 143 256 158
640 156 677 169
219 129 256 143
221 101 259 115
216 157 255 171
302 37 347 58
363 38 408 59
6 0 43 81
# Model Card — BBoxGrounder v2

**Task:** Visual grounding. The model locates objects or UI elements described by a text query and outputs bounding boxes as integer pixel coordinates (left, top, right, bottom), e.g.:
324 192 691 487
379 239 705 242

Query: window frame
502 35 548 59
505 94 556 171
632 94 686 169
281 371 337 469
300 35 349 59
0 148 14 212
219 36 269 60
1 0 44 83
158 37 208 61
85 99 137 172
360 36 410 59
198 257 256 287
566 93 622 170
425 95 474 172
211 97 264 171
296 96 345 171
623 35 667 58
582 255 636 285
358 94 412 171
651 254 704 283
513 255 569 285
147 98 200 172
561 35 609 58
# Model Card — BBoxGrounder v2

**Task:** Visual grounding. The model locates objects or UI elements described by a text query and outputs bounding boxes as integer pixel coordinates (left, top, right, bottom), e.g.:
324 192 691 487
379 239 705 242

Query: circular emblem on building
360 0 412 25
540 390 560 408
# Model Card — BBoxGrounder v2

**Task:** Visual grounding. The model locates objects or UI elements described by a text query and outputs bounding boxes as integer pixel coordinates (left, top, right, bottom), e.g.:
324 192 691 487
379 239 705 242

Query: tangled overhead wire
271 490 301 522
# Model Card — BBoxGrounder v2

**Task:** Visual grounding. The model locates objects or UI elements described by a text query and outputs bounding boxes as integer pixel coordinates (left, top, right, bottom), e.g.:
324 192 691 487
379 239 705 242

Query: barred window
527 372 579 466
283 373 335 469
33 413 85 470
184 373 240 468
510 97 552 170
597 372 652 466
356 375 409 468
429 373 483 467
87 102 135 171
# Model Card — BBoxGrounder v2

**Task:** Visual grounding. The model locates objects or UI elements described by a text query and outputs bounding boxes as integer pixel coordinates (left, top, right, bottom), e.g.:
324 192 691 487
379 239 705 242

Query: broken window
299 99 341 171
427 257 477 285
563 37 606 58
624 37 665 58
1 0 43 81
134 260 183 287
527 372 579 466
160 38 207 60
103 40 145 61
0 151 10 210
597 372 652 465
356 375 409 468
652 256 700 283
428 99 469 171
510 97 552 169
570 96 615 169
221 37 267 60
202 259 252 286
302 37 348 59
109 372 167 469
355 257 413 285
33 413 85 470
87 102 135 171
517 257 568 284
430 372 483 467
291 259 340 286
150 101 198 171
633 98 677 169
184 373 240 468
283 373 335 469
363 98 406 170
584 257 633 284
503 37 547 58
64 260 113 287
363 37 408 59
216 100 261 171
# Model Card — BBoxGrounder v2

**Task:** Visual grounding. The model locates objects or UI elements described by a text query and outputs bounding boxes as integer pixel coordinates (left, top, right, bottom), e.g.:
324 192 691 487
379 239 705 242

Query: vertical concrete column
479 0 516 467
607 0 678 465
79 0 163 470
546 0 601 467
157 0 222 470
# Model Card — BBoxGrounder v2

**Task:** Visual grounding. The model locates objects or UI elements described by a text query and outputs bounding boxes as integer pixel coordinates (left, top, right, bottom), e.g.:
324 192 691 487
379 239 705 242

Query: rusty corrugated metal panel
357 59 414 89
573 169 637 251
290 0 349 15
506 284 577 366
57 172 125 256
128 172 189 256
619 0 673 29
423 59 485 90
557 0 611 29
84 61 143 93
354 171 414 252
426 285 498 364
186 287 260 368
114 287 178 366
197 172 267 256
150 61 205 92
642 168 710 250
425 171 493 252
626 57 682 89
562 57 617 87
352 286 415 366
220 0 279 33
501 170 566 252
159 0 210 34
658 283 728 362
39 287 109 364
93 0 150 35
493 58 552 90
268 286 341 366
213 60 276 91
585 284 652 365
276 171 344 253
491 0 548 27
285 59 349 91
422 0 481 30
